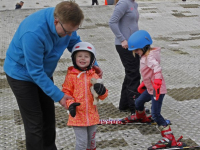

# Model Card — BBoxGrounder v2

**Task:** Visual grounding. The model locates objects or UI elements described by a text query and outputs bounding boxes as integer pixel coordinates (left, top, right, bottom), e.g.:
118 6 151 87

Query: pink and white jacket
140 47 167 95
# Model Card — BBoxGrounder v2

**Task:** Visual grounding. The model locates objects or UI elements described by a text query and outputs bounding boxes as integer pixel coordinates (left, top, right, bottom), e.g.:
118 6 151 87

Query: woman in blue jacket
4 1 102 150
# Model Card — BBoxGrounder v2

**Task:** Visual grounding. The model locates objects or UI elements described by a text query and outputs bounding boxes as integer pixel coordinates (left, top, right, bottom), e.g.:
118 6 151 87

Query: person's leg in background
6 74 57 150
115 45 141 114
119 75 129 111
96 0 99 5
92 0 94 5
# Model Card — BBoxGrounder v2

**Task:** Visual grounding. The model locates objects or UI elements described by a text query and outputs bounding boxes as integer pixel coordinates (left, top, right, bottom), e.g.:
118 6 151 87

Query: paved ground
1 0 200 10
1 0 200 150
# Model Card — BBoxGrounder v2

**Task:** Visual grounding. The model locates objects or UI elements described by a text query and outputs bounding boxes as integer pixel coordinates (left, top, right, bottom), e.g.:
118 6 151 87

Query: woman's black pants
115 45 141 114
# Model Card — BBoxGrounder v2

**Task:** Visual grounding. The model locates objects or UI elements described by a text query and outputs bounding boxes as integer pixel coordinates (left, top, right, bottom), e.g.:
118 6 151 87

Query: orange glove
137 81 146 94
153 79 162 100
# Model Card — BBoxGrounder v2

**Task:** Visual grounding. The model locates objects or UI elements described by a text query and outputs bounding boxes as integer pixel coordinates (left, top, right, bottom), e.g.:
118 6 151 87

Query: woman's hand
121 40 128 49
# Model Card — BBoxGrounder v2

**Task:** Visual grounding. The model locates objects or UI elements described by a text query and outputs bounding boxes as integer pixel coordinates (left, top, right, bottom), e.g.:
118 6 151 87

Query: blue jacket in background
4 7 81 102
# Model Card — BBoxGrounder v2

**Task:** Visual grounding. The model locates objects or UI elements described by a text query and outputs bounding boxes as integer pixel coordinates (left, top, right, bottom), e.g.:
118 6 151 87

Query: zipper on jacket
85 72 89 125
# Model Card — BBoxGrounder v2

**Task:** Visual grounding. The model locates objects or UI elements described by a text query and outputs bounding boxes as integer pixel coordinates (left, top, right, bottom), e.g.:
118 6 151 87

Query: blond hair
54 1 84 26
144 47 153 56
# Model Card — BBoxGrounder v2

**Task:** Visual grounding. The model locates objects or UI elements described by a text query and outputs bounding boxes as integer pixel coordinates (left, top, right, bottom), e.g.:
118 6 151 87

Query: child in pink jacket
62 42 108 150
126 30 184 149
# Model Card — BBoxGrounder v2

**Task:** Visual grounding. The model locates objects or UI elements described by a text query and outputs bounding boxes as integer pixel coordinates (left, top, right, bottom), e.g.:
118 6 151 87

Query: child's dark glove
94 83 106 96
69 103 80 117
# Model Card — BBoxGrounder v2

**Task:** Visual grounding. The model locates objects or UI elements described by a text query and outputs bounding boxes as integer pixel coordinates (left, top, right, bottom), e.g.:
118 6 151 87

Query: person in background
92 0 99 5
15 1 24 9
4 1 102 150
109 0 141 115
127 30 184 149
62 42 108 150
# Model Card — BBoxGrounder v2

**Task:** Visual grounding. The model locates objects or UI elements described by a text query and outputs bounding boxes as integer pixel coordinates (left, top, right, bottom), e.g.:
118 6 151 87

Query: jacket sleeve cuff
52 90 64 102
154 71 162 79
98 89 108 100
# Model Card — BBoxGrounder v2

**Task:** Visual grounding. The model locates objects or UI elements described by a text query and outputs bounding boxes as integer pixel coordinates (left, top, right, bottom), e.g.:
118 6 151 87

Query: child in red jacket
62 42 108 150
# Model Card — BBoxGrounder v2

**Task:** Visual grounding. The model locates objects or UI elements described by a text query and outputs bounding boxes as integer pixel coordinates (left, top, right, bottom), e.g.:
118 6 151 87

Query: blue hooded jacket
4 7 82 102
